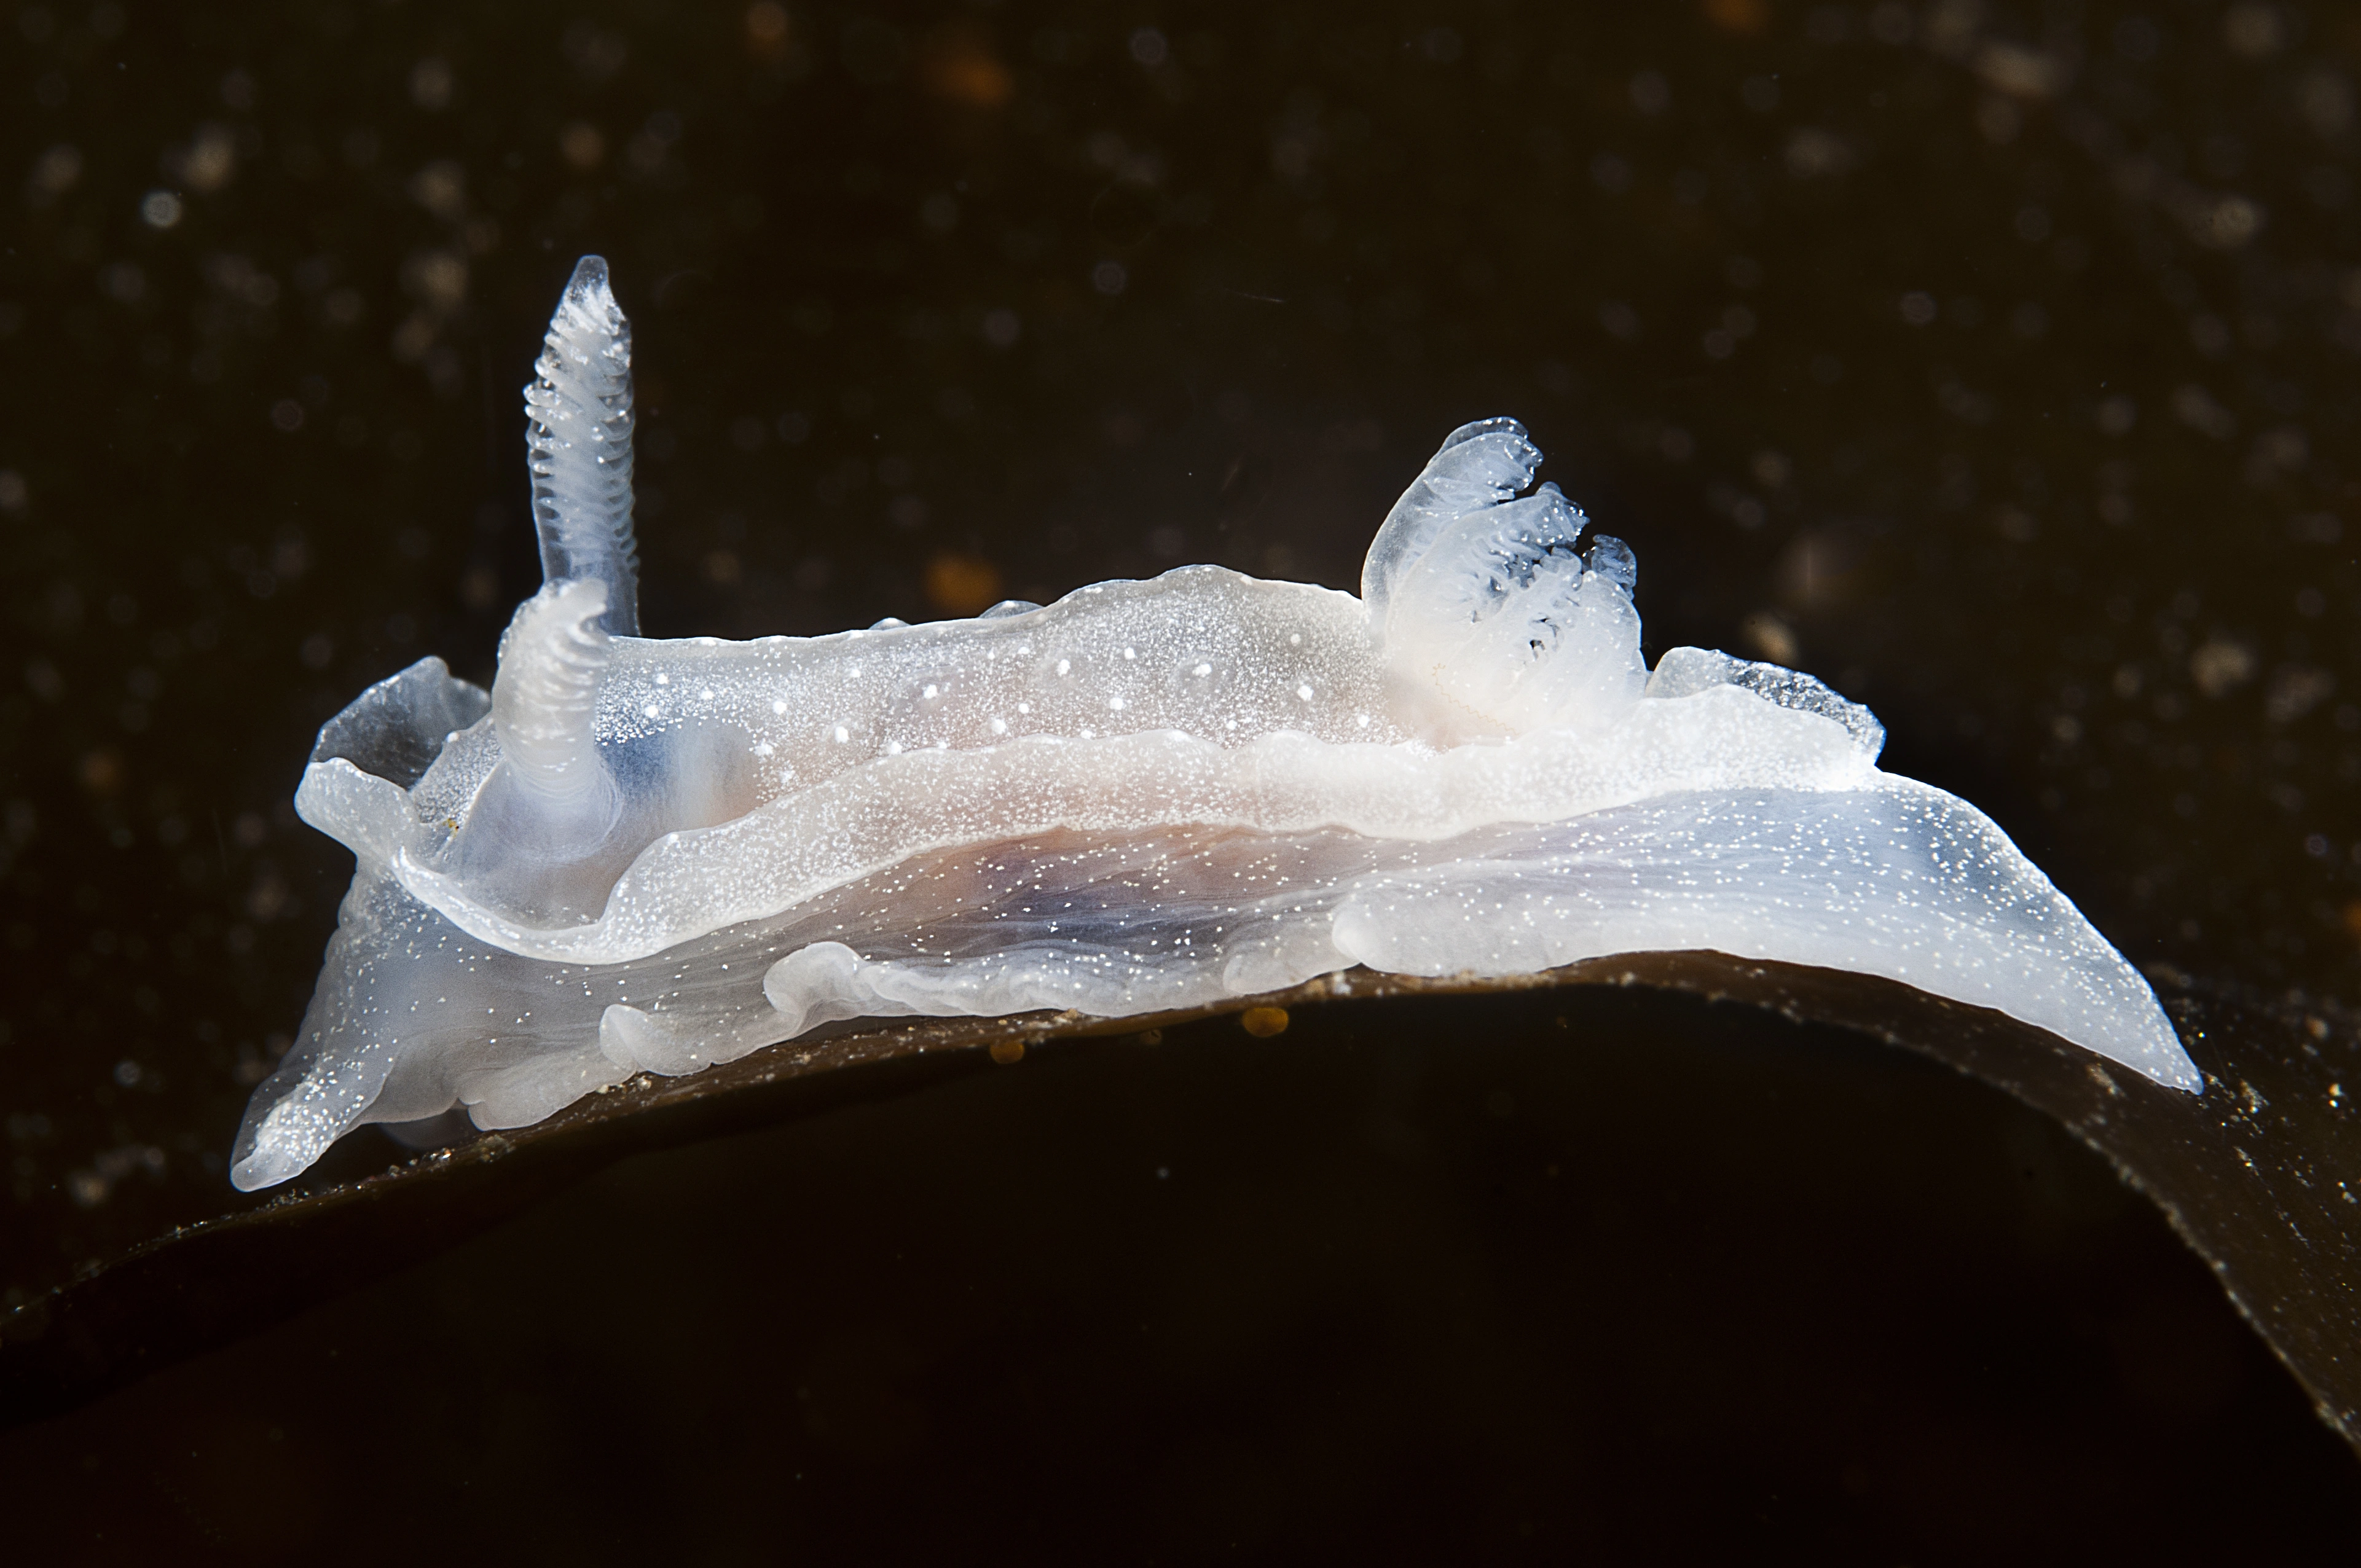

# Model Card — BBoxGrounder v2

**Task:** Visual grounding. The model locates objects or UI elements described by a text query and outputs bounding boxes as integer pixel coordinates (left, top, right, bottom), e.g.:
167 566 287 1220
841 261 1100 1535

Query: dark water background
4 0 2360 1553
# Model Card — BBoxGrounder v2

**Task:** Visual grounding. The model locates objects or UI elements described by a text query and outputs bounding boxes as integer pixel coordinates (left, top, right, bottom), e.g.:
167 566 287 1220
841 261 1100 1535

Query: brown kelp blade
3 955 2355 1450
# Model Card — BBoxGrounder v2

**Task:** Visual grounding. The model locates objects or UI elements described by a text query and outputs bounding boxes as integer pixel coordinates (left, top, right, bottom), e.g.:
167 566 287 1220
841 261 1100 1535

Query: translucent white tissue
226 261 2196 1191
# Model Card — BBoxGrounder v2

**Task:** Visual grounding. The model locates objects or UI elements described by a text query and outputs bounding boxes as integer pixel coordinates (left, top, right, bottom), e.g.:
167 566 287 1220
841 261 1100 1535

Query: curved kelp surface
5 958 2357 1447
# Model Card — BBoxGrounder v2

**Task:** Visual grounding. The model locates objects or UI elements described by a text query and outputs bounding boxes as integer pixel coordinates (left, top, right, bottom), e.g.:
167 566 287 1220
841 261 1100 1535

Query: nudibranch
229 257 2198 1191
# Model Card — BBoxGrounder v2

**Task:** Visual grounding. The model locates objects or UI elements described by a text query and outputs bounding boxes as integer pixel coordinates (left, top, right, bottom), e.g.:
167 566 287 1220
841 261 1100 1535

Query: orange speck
925 553 1004 617
1705 0 1770 34
927 54 1013 108
921 27 1013 108
2343 901 2361 944
558 121 605 171
744 2 791 58
989 1038 1026 1065
78 749 123 794
1240 1006 1290 1038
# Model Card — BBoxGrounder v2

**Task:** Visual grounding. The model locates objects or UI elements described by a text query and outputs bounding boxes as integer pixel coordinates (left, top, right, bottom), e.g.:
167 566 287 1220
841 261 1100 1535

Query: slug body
229 259 2198 1190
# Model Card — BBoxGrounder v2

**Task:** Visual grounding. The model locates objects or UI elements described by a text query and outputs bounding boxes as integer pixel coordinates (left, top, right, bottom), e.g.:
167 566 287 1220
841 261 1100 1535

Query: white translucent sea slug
228 256 2199 1191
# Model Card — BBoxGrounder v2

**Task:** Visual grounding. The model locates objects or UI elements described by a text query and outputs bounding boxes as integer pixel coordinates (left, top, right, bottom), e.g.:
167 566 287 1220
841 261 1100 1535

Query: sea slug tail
524 255 639 637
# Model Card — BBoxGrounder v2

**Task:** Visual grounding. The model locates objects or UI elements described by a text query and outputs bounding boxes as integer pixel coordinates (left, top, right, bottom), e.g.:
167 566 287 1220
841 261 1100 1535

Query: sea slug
228 257 2198 1190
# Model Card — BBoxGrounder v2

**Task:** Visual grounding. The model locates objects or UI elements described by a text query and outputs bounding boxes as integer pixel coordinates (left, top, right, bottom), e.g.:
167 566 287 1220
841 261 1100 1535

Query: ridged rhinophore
524 254 638 635
492 578 613 802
